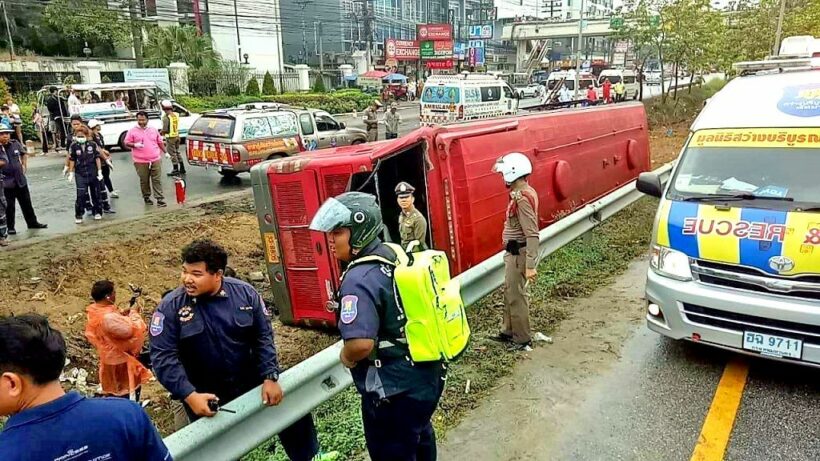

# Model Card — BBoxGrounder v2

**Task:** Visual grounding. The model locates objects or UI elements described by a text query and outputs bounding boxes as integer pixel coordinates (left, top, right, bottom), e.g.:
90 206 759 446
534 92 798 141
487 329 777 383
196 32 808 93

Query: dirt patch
650 121 690 168
0 196 337 435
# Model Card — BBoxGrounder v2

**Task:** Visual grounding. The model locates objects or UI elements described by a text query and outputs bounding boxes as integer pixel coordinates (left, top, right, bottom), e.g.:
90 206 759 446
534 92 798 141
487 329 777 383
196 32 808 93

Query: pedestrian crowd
0 87 192 247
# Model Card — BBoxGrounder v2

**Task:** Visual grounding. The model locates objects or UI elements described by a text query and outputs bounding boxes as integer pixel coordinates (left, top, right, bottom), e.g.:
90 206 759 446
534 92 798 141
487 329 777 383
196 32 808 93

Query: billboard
453 42 466 60
385 39 420 61
123 68 171 95
425 59 454 70
468 25 493 40
420 40 454 59
468 47 485 66
417 23 452 41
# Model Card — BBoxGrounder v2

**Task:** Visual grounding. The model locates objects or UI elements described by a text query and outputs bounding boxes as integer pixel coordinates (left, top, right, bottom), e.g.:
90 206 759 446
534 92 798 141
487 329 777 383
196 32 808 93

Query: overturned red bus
251 103 651 327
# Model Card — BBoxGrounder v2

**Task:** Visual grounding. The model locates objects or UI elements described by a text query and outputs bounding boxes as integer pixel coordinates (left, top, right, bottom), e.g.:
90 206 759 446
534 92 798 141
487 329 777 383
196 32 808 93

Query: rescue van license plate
743 331 802 359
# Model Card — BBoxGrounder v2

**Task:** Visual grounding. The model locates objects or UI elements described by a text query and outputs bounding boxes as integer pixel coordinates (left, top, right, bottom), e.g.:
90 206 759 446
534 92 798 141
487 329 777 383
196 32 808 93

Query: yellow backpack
350 241 471 362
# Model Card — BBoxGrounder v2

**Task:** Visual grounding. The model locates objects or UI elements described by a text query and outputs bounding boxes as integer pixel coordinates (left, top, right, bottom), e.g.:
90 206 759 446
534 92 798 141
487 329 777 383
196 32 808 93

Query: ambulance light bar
733 56 819 76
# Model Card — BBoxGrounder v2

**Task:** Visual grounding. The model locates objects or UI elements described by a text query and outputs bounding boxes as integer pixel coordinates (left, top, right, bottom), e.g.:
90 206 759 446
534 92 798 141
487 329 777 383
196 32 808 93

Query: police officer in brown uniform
363 100 382 142
395 181 427 251
493 153 539 351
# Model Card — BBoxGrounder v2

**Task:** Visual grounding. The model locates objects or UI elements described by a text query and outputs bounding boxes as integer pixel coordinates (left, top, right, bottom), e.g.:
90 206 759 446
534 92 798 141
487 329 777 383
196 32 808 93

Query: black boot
178 163 186 175
167 165 179 177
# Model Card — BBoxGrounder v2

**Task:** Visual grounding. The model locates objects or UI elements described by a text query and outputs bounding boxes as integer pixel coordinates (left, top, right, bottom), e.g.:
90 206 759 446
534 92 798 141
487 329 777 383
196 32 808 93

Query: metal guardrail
164 163 674 460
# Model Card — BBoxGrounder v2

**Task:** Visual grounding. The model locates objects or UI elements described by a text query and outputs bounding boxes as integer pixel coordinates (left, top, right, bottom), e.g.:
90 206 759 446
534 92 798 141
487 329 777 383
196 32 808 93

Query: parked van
251 103 651 326
186 107 303 178
546 70 597 93
637 46 820 366
419 73 519 124
598 69 639 100
37 82 198 150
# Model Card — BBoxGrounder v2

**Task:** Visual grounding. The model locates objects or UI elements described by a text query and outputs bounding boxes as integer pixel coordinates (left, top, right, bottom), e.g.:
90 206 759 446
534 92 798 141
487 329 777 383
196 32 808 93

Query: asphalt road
9 77 694 246
439 259 820 461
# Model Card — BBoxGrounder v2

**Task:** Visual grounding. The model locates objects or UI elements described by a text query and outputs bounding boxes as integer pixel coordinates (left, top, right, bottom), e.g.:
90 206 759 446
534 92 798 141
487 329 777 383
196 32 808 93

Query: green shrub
224 84 241 96
262 71 277 95
312 73 326 93
245 78 260 96
178 89 375 115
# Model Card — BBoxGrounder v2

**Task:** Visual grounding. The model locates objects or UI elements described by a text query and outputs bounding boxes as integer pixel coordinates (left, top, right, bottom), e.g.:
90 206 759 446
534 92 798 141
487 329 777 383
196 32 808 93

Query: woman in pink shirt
124 111 166 207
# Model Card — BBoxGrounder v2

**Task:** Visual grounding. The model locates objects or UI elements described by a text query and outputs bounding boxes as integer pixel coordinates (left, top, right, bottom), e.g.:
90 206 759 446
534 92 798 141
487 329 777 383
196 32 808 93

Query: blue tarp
383 73 408 83
344 74 358 81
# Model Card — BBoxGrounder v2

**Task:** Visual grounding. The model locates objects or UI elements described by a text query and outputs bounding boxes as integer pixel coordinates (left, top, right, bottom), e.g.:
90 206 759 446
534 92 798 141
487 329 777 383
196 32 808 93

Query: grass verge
646 78 726 129
243 197 660 460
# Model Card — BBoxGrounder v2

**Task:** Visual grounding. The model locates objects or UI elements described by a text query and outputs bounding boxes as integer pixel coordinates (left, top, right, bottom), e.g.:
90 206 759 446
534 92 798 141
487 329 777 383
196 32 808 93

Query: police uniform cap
0 123 13 133
374 100 383 107
395 181 415 196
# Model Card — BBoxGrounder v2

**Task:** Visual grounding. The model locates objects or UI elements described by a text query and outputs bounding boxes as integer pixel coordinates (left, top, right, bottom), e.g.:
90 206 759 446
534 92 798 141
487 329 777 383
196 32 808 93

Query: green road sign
610 17 624 29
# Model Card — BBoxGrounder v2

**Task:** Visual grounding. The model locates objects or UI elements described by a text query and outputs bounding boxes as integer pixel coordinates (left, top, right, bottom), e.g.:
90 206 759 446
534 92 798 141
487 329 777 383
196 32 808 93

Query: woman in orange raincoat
85 280 152 401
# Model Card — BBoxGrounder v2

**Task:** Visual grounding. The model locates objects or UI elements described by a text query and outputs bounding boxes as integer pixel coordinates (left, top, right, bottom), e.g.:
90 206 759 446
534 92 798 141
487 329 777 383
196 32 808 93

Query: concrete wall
0 57 135 73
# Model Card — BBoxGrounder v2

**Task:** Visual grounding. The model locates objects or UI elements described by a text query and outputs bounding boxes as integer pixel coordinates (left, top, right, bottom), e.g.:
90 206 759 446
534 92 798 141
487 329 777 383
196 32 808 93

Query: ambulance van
419 73 519 124
636 45 820 366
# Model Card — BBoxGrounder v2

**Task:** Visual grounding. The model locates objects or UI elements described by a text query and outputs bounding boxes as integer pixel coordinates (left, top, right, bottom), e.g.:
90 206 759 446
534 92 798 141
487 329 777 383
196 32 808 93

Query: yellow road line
690 360 750 461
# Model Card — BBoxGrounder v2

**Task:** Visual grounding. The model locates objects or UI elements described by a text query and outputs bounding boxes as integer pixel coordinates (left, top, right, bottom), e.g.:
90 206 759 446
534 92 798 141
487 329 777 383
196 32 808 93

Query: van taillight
231 148 241 163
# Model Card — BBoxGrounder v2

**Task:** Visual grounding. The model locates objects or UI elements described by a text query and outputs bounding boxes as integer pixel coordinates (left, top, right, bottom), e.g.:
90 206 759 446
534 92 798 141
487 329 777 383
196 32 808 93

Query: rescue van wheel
218 170 238 179
118 132 128 151
352 140 365 145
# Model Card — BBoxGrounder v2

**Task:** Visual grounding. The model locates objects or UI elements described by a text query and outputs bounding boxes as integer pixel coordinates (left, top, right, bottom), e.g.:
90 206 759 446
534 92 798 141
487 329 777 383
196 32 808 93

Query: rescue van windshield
668 128 820 211
421 86 460 104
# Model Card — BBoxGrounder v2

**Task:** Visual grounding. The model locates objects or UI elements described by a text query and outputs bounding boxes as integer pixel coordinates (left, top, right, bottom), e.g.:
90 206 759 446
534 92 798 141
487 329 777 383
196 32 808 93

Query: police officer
0 122 47 234
309 192 446 461
149 239 335 461
160 100 185 176
395 181 427 251
492 153 540 351
67 125 103 223
363 100 382 142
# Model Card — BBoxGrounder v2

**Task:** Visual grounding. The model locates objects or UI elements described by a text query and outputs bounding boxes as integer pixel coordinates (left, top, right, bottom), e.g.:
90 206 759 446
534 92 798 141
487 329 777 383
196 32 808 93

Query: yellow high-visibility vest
166 112 179 138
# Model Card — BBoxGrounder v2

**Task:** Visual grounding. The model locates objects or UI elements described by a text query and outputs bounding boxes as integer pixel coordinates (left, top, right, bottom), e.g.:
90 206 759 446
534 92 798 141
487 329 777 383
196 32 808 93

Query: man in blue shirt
0 313 171 461
310 192 446 461
0 123 47 235
150 239 336 461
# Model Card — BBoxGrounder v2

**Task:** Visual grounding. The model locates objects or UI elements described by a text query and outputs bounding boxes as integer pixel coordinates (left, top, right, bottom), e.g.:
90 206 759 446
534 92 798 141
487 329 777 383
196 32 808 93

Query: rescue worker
558 83 573 106
0 314 172 461
614 80 626 103
160 100 185 176
363 100 382 142
0 123 47 235
67 125 103 223
395 181 427 251
309 192 446 461
149 239 336 461
85 280 152 401
492 153 539 351
585 85 598 107
602 77 612 104
384 102 401 139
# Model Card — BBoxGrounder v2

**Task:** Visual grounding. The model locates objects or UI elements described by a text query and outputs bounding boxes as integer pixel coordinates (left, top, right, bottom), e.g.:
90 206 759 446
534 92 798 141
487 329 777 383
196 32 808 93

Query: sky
495 0 625 19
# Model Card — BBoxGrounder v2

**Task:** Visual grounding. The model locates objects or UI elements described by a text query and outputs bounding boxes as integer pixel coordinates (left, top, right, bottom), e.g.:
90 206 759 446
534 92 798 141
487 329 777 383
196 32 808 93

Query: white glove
165 153 171 159
97 170 103 181
134 142 144 149
67 172 74 183
106 158 114 169
62 165 68 178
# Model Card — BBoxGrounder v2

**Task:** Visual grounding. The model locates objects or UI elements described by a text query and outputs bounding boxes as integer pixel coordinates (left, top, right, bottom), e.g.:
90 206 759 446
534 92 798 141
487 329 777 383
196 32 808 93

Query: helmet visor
309 198 352 232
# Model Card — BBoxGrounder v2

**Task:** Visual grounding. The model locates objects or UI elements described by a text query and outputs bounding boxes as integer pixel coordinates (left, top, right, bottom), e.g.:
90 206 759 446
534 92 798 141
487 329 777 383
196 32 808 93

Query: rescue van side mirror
636 172 663 198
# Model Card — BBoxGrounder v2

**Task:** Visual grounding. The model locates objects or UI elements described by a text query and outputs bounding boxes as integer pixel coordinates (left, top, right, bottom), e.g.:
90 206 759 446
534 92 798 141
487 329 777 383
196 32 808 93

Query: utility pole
317 22 324 71
574 0 584 100
773 0 787 56
233 0 242 61
0 1 14 61
296 0 313 64
127 0 144 67
353 0 373 69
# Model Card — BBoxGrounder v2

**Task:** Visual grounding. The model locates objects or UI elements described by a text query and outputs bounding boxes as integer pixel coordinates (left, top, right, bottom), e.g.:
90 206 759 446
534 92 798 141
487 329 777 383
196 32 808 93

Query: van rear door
187 114 236 166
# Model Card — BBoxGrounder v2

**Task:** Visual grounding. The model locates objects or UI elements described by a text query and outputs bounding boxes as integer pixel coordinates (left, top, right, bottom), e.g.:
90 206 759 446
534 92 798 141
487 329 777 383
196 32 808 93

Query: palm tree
143 25 221 69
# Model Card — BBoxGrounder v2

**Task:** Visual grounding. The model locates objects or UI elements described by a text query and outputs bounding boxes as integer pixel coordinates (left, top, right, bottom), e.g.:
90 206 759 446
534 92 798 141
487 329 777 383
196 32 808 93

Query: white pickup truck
37 82 199 150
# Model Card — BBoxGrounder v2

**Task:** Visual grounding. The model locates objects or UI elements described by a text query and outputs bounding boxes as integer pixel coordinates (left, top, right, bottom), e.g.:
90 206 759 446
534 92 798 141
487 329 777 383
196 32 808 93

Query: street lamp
83 41 92 60
243 53 250 64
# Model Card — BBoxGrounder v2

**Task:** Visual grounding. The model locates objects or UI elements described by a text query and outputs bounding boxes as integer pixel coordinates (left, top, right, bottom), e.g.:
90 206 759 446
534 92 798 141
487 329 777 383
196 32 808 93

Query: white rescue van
419 74 519 124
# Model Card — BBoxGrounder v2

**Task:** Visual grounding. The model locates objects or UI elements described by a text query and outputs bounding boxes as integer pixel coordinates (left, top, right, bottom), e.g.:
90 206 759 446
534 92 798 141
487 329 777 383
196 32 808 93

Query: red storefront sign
417 23 452 41
384 39 420 61
425 59 454 70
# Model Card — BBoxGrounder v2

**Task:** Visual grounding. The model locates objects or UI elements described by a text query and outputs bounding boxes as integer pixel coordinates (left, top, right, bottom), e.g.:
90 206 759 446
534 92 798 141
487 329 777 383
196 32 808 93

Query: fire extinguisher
174 177 186 205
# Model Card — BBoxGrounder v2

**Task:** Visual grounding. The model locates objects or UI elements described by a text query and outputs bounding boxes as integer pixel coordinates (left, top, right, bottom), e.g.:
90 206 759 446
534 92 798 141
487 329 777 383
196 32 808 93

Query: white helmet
493 152 533 184
160 99 173 109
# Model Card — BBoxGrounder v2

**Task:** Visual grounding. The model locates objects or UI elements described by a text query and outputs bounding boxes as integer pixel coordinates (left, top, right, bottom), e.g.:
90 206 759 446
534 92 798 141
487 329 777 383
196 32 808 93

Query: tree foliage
245 77 261 96
143 25 221 69
312 73 327 93
262 71 277 95
42 0 131 47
